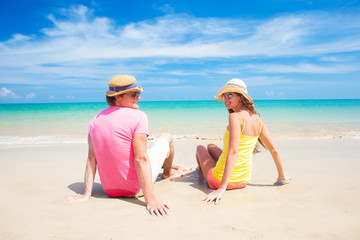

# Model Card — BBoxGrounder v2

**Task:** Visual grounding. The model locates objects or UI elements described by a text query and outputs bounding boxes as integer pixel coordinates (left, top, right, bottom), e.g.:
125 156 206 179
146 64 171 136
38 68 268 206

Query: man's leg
147 133 173 182
158 133 193 179
158 133 175 179
148 133 191 181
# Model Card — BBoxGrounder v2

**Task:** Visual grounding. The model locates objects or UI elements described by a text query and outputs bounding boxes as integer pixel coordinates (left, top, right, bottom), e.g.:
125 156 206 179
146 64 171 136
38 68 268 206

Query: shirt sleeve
88 117 95 136
134 111 149 136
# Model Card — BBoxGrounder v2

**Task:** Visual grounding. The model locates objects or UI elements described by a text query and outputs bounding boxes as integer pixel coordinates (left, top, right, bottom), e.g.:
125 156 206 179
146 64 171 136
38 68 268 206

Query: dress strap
240 112 246 134
258 119 263 136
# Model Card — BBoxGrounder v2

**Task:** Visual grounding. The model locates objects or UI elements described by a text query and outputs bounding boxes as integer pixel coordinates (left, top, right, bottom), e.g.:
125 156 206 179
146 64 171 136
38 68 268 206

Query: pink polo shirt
88 106 149 197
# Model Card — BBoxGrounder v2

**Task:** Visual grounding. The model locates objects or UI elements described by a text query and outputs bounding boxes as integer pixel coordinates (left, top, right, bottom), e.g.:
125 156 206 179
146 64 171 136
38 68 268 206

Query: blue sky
0 0 359 103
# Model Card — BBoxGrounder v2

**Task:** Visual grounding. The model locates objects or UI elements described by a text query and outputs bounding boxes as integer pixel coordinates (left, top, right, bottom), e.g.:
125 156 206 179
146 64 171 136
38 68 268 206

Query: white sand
0 139 359 239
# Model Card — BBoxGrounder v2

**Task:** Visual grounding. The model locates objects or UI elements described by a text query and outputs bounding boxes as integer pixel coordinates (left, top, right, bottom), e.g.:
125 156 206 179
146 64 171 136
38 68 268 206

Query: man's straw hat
215 78 253 104
106 75 143 97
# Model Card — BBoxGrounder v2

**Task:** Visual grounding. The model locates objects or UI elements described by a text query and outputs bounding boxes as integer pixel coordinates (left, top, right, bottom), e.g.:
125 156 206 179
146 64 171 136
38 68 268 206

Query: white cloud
266 90 275 97
25 93 36 99
265 90 285 98
163 70 207 76
319 56 352 62
243 76 294 87
153 4 175 14
1 6 358 64
246 63 359 74
0 5 359 89
4 34 32 45
141 77 185 85
0 87 20 98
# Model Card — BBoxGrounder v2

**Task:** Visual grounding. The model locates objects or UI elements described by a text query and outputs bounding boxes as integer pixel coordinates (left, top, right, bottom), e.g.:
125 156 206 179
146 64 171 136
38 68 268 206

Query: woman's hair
106 95 120 106
228 93 266 153
226 93 257 115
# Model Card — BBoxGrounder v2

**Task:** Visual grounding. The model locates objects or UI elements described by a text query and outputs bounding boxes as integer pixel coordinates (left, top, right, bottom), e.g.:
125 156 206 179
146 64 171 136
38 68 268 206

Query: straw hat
106 75 143 97
215 78 253 104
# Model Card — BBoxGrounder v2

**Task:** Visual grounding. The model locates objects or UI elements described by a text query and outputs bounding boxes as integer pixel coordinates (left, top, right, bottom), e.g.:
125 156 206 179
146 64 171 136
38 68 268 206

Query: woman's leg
196 145 216 177
207 144 222 164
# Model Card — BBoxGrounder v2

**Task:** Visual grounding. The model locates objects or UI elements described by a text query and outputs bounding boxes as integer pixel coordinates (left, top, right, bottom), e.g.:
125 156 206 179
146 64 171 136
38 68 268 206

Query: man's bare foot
172 164 194 171
162 165 194 179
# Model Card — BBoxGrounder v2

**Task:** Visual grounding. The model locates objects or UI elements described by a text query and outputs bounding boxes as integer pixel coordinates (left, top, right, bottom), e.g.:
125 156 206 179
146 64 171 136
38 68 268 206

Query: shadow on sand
169 170 212 195
67 182 146 207
169 170 288 190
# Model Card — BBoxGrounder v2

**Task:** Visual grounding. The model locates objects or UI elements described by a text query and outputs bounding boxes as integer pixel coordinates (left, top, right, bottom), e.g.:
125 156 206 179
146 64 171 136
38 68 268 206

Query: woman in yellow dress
196 78 291 204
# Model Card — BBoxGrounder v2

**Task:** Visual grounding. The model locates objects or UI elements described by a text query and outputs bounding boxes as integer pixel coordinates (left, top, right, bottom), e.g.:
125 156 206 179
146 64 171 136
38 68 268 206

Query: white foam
0 136 87 145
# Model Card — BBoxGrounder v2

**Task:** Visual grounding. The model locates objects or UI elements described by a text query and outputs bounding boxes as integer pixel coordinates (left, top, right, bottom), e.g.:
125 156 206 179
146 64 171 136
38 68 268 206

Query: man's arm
133 133 169 216
64 134 97 203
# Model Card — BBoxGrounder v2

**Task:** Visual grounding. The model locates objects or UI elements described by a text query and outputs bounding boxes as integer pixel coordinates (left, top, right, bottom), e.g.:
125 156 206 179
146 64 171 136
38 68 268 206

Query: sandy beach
0 138 359 239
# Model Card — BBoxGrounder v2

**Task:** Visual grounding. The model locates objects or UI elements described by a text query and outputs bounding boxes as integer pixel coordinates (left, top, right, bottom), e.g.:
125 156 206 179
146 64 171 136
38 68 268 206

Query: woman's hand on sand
146 201 170 216
64 194 90 203
203 187 226 204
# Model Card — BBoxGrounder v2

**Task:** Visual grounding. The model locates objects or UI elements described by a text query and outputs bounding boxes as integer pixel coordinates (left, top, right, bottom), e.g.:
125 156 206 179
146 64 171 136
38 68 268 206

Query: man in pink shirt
65 75 185 216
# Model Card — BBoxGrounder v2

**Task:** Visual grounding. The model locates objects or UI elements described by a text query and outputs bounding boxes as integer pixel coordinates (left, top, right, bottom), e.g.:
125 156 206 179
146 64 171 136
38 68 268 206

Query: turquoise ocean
1 99 360 146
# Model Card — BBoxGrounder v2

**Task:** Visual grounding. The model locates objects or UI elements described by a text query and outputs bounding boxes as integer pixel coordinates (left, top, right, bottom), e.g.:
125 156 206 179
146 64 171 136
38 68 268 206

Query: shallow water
0 99 359 145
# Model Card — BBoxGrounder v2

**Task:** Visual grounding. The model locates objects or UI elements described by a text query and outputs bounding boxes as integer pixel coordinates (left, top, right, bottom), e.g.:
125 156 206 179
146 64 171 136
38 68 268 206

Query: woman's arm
203 113 241 204
260 121 290 183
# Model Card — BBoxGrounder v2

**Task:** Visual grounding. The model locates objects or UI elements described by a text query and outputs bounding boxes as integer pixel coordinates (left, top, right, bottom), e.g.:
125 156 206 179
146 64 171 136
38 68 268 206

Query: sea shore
0 138 359 239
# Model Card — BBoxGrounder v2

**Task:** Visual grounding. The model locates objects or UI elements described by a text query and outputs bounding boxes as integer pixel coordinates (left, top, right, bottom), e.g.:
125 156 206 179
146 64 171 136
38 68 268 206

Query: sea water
0 99 359 146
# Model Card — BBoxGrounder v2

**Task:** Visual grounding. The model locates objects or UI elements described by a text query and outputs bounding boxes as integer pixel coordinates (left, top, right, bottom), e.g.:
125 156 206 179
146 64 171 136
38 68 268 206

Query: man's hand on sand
146 201 170 216
64 194 90 203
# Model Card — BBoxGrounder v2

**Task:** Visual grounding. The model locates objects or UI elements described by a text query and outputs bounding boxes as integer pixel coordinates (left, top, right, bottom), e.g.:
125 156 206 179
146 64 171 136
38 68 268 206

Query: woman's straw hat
106 75 143 97
215 78 253 104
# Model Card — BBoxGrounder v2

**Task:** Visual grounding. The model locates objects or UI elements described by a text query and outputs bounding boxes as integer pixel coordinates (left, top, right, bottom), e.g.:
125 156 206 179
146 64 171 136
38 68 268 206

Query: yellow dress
211 114 262 185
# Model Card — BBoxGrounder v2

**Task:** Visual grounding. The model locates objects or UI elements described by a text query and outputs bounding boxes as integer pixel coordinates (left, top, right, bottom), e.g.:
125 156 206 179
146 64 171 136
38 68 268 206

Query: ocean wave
1 132 359 148
0 136 87 146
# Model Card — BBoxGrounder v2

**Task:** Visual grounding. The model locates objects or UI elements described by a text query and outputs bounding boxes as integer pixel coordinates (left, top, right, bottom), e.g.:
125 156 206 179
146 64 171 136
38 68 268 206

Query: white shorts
147 137 170 183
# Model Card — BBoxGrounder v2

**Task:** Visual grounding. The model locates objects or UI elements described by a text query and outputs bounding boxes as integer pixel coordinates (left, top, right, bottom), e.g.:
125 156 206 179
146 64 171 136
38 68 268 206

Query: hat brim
215 85 253 104
106 86 143 97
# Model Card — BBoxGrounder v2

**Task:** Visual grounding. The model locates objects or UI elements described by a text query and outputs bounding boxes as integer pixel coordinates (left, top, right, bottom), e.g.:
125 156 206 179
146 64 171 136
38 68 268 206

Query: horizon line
1 98 360 105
